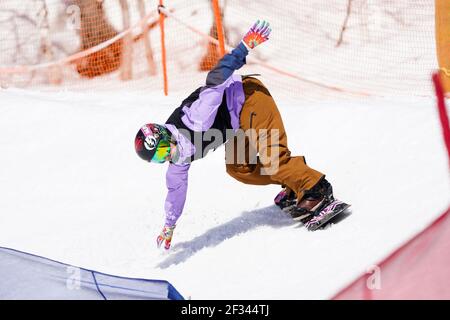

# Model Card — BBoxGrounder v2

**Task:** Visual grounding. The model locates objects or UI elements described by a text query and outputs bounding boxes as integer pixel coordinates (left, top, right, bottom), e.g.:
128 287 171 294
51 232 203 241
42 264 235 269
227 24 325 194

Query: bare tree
36 0 63 84
137 0 157 76
336 0 353 47
72 0 122 78
119 0 132 80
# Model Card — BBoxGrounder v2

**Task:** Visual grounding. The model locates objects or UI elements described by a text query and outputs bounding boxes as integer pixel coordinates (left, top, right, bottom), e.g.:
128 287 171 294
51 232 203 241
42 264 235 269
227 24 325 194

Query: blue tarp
0 246 183 300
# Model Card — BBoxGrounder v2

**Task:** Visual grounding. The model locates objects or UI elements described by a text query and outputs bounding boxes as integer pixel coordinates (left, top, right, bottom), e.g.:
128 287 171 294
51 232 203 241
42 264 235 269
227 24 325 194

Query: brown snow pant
225 77 324 201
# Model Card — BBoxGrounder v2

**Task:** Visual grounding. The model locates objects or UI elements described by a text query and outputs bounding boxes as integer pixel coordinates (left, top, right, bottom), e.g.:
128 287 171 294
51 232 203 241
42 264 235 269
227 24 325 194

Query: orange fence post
212 0 226 56
435 0 450 93
158 0 168 96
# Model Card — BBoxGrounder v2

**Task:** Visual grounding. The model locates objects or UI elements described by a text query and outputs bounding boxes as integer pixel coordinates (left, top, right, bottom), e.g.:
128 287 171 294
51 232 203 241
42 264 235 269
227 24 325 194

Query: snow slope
0 86 448 299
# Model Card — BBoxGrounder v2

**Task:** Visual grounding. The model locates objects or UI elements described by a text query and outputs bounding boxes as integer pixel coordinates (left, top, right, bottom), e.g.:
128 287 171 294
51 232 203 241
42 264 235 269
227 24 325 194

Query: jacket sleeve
164 162 190 226
205 42 249 86
181 42 249 131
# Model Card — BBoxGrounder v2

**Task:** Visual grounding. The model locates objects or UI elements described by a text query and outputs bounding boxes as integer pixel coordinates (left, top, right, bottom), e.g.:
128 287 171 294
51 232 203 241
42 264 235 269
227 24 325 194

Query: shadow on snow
156 205 352 269
156 205 293 269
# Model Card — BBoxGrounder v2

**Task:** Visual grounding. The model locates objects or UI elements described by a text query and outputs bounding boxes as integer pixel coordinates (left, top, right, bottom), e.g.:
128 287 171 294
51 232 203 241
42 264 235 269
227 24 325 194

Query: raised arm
207 20 271 86
181 20 271 132
180 43 249 131
205 42 249 87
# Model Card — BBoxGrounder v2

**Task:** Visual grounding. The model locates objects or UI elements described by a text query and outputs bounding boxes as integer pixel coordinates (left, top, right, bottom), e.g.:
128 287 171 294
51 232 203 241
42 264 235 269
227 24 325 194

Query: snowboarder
134 21 348 250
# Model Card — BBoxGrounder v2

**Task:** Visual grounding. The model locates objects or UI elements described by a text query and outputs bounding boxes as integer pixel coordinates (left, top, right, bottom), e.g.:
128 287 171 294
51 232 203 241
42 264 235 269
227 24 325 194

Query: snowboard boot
290 177 334 223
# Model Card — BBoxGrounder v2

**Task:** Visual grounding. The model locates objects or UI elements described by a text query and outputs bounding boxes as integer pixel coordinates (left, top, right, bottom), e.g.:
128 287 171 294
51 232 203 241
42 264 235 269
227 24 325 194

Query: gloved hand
242 20 271 49
156 225 176 250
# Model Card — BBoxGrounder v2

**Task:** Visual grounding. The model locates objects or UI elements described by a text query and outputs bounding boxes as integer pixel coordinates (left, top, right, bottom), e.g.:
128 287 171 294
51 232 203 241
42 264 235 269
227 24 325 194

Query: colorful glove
156 225 176 250
242 20 271 49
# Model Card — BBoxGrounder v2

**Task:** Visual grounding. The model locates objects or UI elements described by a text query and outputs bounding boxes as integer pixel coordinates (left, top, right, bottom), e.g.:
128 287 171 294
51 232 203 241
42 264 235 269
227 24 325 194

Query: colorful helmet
135 124 172 163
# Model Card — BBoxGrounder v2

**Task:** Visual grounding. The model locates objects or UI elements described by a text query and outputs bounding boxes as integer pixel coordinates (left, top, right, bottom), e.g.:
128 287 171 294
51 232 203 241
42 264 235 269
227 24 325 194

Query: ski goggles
151 139 171 163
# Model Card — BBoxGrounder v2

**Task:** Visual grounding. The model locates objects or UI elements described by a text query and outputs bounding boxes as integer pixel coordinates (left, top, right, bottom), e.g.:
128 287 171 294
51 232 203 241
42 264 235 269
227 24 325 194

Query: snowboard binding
274 178 350 230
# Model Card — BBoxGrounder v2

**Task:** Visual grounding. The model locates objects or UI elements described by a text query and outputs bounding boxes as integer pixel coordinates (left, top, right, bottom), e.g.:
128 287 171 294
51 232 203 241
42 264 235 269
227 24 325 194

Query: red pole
432 72 450 168
212 0 226 57
158 1 168 96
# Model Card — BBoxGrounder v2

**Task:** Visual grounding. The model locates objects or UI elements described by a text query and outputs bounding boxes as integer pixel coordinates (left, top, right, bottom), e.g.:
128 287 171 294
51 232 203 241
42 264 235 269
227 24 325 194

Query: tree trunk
336 0 353 47
199 0 227 71
137 0 157 76
37 0 62 84
119 0 132 81
73 0 122 78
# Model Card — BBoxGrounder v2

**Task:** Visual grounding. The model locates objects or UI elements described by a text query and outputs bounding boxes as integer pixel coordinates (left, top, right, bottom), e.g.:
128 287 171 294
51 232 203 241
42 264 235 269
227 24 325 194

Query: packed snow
0 0 447 300
0 86 448 299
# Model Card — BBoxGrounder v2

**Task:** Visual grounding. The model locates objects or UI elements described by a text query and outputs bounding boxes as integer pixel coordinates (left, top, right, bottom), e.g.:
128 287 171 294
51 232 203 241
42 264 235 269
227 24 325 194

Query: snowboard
274 189 350 230
304 199 351 231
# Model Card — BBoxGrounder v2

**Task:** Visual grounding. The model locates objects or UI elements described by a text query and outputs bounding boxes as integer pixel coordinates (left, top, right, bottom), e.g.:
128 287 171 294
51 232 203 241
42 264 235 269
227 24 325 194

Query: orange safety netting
0 0 436 99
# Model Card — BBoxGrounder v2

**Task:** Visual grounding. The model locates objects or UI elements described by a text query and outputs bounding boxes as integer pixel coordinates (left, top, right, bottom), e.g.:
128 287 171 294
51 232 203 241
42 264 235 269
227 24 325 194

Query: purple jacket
164 43 249 226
